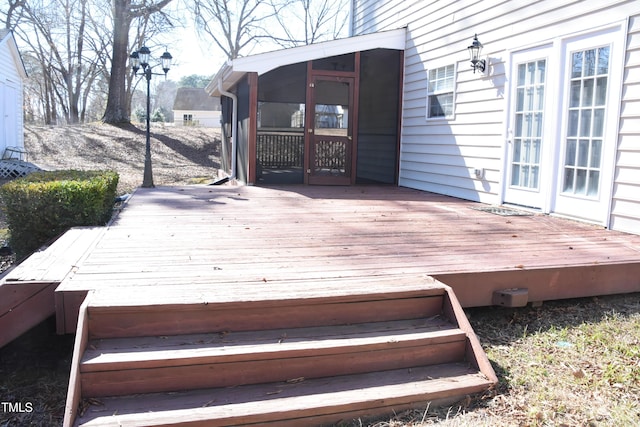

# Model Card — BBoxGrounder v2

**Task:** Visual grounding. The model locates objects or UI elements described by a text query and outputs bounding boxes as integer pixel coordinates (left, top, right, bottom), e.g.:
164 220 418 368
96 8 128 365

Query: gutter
212 78 237 184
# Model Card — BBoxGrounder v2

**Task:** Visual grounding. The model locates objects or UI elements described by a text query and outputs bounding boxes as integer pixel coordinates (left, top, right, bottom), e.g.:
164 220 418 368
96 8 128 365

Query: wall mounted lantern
129 46 173 188
467 34 486 74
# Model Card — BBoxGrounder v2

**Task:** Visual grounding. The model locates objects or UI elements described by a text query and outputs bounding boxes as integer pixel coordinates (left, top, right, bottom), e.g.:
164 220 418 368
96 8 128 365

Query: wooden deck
23 183 633 426
53 184 640 333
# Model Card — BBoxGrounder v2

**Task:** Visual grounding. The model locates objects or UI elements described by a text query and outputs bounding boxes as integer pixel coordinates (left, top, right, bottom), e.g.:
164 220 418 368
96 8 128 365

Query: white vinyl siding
353 0 640 232
610 14 640 234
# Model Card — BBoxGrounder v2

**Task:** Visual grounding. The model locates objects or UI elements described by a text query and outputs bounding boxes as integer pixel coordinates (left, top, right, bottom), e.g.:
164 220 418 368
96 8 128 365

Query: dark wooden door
307 76 355 185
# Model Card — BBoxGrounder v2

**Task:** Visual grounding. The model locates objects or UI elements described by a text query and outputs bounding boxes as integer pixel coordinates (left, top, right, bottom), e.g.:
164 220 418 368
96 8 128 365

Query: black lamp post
130 46 173 188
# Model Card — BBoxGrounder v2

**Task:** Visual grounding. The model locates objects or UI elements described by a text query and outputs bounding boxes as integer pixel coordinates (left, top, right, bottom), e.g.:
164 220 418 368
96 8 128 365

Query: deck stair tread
82 317 461 370
75 363 492 427
83 276 447 308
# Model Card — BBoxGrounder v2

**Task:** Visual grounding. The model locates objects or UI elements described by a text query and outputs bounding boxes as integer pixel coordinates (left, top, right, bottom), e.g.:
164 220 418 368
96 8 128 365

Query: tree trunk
103 0 174 124
103 0 132 124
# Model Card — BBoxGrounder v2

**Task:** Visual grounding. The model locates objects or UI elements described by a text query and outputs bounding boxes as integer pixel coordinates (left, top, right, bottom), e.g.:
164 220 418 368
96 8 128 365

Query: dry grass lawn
0 123 638 426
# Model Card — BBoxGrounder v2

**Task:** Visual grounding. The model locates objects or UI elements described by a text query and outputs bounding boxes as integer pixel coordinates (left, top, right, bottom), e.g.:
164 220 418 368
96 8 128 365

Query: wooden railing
257 131 304 169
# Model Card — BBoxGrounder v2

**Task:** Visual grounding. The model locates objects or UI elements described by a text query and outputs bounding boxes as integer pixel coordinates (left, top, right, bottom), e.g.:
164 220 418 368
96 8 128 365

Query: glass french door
504 47 552 209
307 76 355 185
553 28 623 224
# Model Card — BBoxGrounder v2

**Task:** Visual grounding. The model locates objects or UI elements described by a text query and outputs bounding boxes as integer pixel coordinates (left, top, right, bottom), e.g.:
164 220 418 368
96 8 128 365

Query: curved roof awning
206 28 406 96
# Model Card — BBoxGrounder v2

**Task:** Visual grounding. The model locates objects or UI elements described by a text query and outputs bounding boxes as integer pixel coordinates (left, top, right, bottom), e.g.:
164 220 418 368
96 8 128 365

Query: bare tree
102 0 174 124
268 0 349 48
3 0 26 30
189 0 348 64
3 0 111 124
191 0 276 60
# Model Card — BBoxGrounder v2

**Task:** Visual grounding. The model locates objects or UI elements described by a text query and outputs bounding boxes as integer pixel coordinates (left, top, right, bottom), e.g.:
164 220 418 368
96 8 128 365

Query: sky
166 26 227 81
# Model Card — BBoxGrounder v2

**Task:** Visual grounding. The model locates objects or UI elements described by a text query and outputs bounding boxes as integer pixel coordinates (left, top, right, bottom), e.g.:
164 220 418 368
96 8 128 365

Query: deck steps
65 276 497 426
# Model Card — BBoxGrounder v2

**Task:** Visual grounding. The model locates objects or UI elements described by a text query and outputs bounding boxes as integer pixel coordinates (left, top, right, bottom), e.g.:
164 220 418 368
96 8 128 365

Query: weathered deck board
4 227 105 283
74 363 490 427
55 185 640 333
0 282 56 348
82 318 460 371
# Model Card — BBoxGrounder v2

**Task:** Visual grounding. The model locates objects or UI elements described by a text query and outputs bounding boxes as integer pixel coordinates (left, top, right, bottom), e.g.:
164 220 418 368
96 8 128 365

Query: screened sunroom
207 29 405 186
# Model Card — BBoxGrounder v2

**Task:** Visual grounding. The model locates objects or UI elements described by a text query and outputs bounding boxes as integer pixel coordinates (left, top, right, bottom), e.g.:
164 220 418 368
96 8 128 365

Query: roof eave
207 27 406 96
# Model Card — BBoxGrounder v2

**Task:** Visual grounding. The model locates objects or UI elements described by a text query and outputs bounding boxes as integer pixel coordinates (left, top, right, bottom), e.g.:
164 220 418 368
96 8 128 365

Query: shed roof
173 87 220 111
206 28 406 96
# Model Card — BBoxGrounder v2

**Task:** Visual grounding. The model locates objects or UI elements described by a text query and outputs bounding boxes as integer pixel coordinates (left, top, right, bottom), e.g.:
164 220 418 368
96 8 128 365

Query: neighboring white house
172 87 221 127
0 29 27 160
350 0 640 234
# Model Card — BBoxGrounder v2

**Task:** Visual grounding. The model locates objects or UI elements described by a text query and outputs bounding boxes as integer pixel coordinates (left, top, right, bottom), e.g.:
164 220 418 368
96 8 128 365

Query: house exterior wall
612 15 640 233
351 0 640 233
0 33 25 155
173 109 221 127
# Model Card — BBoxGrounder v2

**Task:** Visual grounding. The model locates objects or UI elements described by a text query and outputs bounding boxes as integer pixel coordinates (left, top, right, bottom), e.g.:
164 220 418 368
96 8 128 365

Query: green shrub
0 170 119 258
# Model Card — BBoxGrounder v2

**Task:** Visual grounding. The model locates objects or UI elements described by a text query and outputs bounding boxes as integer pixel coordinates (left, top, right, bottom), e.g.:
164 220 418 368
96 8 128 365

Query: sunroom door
553 29 623 225
307 76 355 185
504 47 553 209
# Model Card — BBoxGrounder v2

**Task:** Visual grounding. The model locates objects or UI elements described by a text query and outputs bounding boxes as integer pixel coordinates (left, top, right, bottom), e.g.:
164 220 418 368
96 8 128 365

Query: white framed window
427 64 456 119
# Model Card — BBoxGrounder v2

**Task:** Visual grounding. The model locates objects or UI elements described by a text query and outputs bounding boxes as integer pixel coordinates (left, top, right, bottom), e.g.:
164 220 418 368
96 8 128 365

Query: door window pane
593 108 605 137
571 51 583 78
567 110 579 136
595 77 607 105
588 170 600 196
537 60 546 83
597 47 609 74
570 81 581 108
533 112 543 137
575 169 587 193
578 139 589 167
584 49 596 76
563 168 575 192
582 79 594 107
580 110 592 136
565 139 577 166
590 140 602 168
